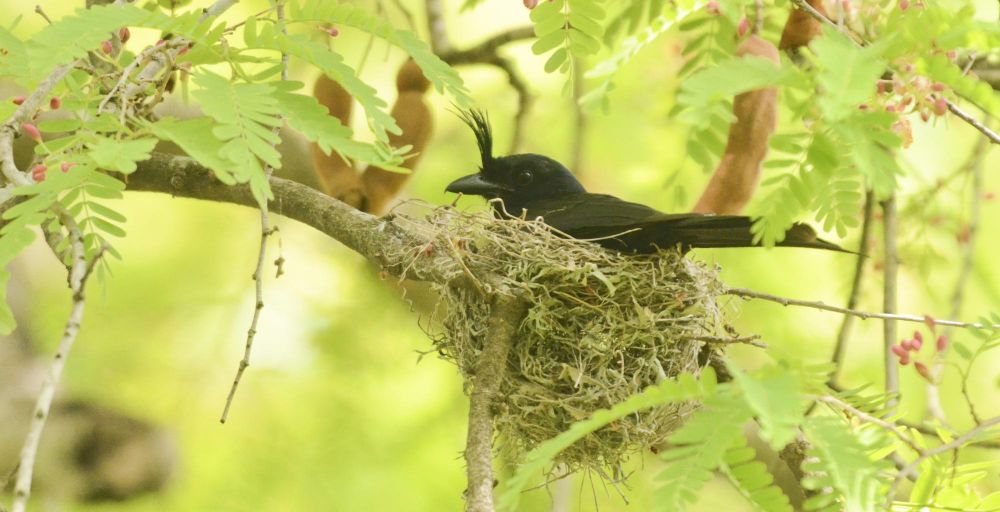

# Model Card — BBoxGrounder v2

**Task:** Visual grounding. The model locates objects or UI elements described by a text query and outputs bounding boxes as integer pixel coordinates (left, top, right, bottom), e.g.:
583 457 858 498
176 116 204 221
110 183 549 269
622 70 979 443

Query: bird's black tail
654 215 852 253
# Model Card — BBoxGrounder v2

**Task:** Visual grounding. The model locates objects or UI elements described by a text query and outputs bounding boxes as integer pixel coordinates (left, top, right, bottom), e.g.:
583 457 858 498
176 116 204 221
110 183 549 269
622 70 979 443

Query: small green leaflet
149 117 237 185
812 26 885 121
89 137 157 174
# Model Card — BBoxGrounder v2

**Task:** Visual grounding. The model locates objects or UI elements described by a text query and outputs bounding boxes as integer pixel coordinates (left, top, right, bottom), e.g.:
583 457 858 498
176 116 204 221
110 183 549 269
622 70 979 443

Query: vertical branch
882 194 899 409
927 135 989 423
220 4 288 423
829 191 874 383
10 212 98 512
425 0 450 54
465 294 526 512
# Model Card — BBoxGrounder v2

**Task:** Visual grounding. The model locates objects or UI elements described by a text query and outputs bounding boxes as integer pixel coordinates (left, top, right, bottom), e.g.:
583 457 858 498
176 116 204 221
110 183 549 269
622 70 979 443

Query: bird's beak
445 173 511 196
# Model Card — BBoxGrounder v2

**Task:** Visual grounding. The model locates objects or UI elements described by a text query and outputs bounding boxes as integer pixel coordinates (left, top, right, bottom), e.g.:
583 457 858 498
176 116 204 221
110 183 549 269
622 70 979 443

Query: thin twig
33 5 53 24
816 395 924 455
830 191 874 384
724 288 1000 329
927 135 990 424
219 2 287 424
11 211 100 512
888 414 1000 506
882 195 899 411
790 0 1000 145
465 294 526 512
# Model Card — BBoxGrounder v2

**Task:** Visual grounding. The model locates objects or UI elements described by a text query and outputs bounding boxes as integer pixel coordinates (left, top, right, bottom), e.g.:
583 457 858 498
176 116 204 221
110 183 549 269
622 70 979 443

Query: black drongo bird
445 110 846 254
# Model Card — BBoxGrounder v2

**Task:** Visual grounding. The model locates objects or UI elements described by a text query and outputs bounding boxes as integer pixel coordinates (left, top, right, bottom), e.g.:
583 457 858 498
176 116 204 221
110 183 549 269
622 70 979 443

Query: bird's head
445 110 585 216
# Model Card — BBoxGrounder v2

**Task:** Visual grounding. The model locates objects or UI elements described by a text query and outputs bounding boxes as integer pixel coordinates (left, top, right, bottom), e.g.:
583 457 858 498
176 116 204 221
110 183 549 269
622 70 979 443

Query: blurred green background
3 0 999 510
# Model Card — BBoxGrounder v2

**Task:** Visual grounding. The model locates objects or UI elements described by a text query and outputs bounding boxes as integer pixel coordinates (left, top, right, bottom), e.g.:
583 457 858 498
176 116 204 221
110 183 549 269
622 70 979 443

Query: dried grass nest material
393 203 732 470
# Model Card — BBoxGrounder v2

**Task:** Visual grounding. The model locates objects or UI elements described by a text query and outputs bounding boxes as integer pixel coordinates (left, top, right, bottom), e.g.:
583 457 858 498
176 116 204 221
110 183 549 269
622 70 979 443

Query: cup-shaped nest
396 205 726 470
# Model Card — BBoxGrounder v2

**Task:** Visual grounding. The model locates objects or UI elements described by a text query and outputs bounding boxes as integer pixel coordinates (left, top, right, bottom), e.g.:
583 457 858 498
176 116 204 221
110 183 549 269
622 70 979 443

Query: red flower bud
899 354 910 365
11 95 25 105
20 123 41 142
911 336 923 351
326 27 340 37
119 27 131 44
923 314 937 332
31 164 46 182
60 162 75 173
49 96 60 110
920 110 930 122
524 0 538 8
706 1 720 14
876 81 886 94
891 345 908 358
913 330 923 343
931 82 945 92
901 339 914 351
737 17 750 38
914 361 932 381
899 0 909 9
933 97 948 116
936 335 948 351
101 40 114 54
177 46 189 56
984 192 995 201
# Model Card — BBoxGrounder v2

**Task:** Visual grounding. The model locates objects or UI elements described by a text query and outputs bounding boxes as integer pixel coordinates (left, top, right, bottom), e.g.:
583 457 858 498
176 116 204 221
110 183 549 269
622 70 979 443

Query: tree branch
829 191 874 384
882 195 899 410
464 294 526 512
10 211 100 512
724 287 1000 330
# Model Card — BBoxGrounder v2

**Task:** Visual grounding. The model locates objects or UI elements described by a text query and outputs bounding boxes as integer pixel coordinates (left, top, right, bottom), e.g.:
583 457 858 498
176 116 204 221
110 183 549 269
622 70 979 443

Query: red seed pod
914 361 932 381
119 27 131 44
899 0 909 10
524 0 538 8
11 95 25 105
891 345 908 358
101 40 114 54
737 17 750 38
49 96 60 110
933 97 948 116
936 335 948 352
20 123 41 142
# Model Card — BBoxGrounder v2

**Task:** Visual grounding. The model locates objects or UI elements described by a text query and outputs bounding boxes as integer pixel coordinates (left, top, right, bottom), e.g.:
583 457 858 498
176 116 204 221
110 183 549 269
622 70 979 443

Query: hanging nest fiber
391 203 730 471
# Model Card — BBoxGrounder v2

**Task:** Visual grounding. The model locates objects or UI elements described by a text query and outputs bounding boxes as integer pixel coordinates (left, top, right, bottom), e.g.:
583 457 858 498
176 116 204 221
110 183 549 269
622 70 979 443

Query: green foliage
654 392 751 511
582 1 704 111
801 417 894 511
190 71 282 208
729 363 805 450
811 27 885 121
247 28 400 144
270 82 409 171
496 369 718 512
88 137 157 174
721 437 794 512
289 1 472 106
531 0 606 83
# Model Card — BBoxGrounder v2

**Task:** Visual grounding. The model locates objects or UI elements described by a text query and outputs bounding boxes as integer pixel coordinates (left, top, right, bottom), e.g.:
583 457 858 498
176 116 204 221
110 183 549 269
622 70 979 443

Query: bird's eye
514 170 533 186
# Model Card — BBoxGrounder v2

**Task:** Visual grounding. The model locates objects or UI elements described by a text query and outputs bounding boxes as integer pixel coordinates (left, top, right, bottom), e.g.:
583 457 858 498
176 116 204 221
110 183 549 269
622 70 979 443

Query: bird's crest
457 109 493 168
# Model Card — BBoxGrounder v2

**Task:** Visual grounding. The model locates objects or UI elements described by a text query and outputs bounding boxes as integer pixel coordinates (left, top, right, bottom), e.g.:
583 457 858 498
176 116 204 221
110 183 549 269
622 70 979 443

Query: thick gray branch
127 153 453 284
